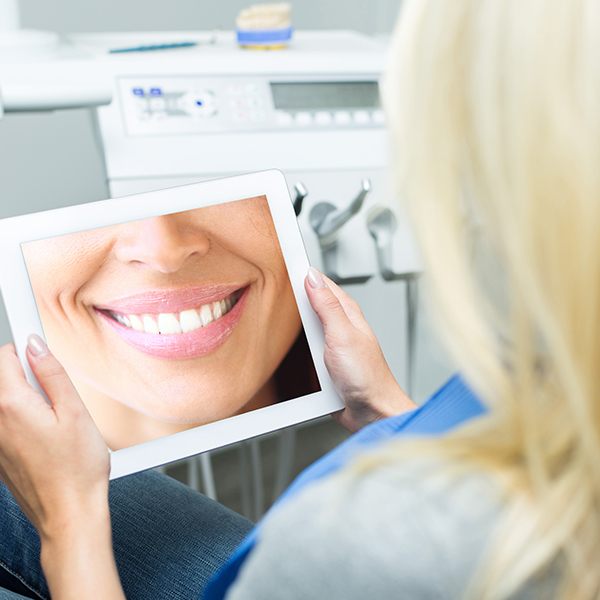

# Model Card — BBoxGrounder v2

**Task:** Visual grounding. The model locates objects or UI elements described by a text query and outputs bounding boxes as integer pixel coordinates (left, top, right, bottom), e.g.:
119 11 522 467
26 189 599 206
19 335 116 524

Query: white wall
0 0 402 344
20 0 400 37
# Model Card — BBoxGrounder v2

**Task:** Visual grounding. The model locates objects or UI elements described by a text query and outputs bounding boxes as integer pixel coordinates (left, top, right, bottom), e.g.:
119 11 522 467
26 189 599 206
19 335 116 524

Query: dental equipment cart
70 30 422 517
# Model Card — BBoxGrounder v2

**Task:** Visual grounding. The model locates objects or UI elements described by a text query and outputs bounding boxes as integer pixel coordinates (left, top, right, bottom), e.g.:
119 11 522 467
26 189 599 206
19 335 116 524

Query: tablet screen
20 194 321 450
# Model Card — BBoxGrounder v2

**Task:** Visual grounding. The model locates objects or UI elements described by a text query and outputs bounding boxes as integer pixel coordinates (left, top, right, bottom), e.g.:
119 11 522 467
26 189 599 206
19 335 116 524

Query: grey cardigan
226 458 557 599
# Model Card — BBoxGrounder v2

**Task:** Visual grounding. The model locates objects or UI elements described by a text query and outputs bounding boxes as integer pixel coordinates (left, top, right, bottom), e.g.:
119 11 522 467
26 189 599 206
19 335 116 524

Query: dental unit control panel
120 78 385 136
70 30 421 388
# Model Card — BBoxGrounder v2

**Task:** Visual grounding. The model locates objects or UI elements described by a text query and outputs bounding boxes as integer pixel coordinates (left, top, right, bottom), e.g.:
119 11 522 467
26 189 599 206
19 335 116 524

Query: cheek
23 246 105 322
266 252 293 297
24 259 70 318
262 258 302 352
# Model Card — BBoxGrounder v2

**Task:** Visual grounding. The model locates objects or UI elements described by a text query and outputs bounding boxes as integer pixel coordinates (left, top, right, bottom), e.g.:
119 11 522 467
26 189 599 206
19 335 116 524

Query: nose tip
114 215 210 273
145 244 200 274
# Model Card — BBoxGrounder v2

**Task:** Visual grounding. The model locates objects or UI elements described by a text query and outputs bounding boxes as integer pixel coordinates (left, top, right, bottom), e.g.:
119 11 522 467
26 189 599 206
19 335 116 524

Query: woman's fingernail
307 267 326 289
27 334 48 357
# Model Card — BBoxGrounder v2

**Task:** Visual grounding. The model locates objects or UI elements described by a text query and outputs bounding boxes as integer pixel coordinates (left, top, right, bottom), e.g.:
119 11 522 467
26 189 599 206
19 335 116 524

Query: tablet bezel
0 169 343 479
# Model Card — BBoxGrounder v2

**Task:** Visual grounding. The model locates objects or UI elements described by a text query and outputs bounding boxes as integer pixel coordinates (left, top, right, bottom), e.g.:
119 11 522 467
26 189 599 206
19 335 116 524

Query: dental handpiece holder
309 178 372 285
292 182 308 217
367 205 420 396
367 206 420 282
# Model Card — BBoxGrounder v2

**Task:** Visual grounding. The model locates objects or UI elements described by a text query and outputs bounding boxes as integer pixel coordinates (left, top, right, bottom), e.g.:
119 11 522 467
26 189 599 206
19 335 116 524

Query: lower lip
96 288 248 360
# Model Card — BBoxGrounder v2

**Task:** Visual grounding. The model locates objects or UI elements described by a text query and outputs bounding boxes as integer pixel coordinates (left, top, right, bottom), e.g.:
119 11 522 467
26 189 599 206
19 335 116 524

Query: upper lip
94 284 246 315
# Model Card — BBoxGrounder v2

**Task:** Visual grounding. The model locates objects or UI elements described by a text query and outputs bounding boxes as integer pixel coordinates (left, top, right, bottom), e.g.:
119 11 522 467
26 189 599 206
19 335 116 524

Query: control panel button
245 96 262 108
314 111 333 125
190 89 217 118
333 111 351 125
372 109 385 124
148 98 165 111
295 111 312 126
248 110 267 122
229 97 246 109
275 111 293 125
198 105 217 117
353 110 371 125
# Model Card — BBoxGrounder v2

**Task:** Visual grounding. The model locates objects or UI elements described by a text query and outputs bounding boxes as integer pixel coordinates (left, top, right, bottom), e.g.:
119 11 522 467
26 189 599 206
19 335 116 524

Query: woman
21 194 319 448
0 0 598 598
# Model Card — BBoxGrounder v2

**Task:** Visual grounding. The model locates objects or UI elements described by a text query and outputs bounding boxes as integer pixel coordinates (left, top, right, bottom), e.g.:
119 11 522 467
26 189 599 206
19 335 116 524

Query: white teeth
179 309 202 333
108 292 239 335
212 300 222 319
142 314 159 334
129 314 144 331
199 304 213 326
157 312 182 335
114 313 131 327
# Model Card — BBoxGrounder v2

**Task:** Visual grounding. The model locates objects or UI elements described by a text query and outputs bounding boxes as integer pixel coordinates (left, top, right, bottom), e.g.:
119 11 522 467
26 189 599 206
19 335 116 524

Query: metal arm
309 178 371 248
292 181 308 216
367 206 422 281
309 178 373 285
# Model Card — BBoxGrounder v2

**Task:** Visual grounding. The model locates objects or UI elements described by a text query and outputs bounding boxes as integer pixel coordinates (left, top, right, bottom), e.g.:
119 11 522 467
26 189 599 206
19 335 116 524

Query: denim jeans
0 470 253 600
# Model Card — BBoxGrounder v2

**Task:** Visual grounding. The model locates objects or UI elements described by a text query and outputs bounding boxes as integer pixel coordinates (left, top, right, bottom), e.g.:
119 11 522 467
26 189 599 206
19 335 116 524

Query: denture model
236 3 293 50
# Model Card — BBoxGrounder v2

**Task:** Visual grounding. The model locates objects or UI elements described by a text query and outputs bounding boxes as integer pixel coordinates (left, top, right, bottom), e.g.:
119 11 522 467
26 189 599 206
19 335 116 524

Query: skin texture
0 270 414 599
0 339 122 600
21 196 302 449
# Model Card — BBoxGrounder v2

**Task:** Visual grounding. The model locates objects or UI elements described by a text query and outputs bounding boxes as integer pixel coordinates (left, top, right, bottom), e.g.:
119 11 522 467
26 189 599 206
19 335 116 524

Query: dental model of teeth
236 3 291 30
236 3 292 49
109 293 238 335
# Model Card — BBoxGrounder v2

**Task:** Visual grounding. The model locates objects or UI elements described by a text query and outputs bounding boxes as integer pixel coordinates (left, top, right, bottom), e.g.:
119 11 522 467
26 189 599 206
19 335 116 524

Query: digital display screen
271 81 380 111
21 195 320 451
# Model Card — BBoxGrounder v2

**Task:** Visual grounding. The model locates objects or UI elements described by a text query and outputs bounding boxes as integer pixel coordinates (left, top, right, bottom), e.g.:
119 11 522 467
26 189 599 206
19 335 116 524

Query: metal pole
405 276 419 397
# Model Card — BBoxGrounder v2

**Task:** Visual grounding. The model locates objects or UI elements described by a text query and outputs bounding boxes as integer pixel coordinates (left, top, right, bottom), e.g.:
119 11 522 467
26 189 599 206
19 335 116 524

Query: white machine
26 29 420 516
70 30 421 392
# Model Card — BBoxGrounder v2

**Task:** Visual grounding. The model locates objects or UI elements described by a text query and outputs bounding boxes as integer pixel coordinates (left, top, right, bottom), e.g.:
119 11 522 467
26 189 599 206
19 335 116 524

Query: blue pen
109 42 198 54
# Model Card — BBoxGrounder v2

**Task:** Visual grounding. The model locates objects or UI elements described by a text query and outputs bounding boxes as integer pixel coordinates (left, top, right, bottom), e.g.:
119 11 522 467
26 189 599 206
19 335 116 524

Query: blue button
132 87 144 96
195 99 204 106
150 87 163 96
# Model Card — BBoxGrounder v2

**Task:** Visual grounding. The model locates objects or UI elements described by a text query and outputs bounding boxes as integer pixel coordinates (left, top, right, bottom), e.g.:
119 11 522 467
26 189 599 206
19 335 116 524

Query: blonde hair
377 0 600 597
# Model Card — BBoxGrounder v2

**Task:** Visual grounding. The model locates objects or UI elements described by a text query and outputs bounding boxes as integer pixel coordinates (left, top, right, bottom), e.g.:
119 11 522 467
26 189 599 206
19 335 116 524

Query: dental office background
0 0 452 407
1 0 401 217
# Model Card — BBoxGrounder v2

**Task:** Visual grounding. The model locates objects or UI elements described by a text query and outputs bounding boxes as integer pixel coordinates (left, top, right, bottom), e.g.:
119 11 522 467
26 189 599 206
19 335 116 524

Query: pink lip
96 287 249 360
95 284 244 315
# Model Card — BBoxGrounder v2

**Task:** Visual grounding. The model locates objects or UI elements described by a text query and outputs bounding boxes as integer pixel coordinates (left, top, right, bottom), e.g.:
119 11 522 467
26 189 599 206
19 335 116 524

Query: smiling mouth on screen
94 286 248 359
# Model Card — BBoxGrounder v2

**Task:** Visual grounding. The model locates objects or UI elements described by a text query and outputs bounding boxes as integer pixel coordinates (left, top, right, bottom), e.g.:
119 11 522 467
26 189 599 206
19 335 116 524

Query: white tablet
0 169 342 479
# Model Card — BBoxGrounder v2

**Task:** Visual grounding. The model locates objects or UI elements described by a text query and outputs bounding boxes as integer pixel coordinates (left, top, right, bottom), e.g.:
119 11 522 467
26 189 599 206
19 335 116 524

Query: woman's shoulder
227 454 511 600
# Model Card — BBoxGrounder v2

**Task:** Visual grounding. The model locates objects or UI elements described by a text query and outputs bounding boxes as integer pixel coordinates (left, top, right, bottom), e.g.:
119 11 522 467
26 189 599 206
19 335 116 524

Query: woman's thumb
305 268 350 337
26 334 81 411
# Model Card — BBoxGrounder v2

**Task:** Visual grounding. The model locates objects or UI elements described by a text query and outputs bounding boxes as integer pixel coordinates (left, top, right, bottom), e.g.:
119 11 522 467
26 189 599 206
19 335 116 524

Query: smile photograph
20 192 321 450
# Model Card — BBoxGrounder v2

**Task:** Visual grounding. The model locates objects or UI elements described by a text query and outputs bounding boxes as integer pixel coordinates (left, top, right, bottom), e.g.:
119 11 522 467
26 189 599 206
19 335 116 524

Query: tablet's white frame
0 169 343 479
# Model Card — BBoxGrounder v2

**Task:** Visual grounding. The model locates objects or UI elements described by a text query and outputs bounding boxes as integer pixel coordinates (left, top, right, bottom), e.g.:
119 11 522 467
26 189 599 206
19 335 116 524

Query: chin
131 395 244 426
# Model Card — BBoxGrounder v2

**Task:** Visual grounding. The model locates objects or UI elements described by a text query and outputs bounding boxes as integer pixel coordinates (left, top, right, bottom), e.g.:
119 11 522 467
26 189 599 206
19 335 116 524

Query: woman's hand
0 336 124 600
305 268 416 432
0 335 109 539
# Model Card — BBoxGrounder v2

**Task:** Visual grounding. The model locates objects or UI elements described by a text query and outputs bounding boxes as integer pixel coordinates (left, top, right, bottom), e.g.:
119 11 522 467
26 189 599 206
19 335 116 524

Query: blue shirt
205 375 485 600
